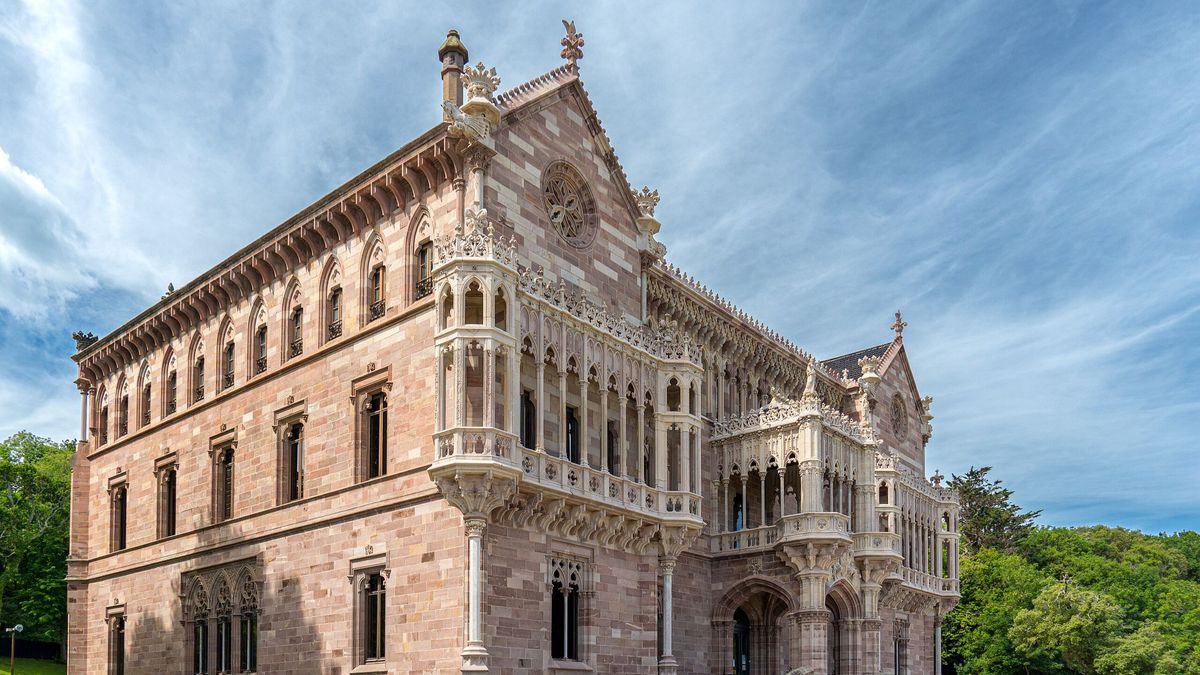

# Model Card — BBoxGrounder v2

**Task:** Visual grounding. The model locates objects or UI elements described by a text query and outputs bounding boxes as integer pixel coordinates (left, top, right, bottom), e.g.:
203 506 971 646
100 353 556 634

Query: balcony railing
142 410 150 426
166 400 177 415
289 339 303 358
327 320 343 340
223 371 234 389
414 276 433 300
710 524 780 553
194 385 204 402
370 300 386 320
898 566 959 594
255 356 267 374
431 428 702 523
118 419 128 437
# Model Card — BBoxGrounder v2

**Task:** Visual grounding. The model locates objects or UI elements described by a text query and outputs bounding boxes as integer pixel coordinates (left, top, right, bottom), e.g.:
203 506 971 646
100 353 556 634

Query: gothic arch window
136 363 151 429
116 378 129 438
542 160 598 248
321 258 344 343
549 556 588 661
439 285 454 330
247 299 268 377
464 280 484 325
409 216 433 302
494 287 508 332
891 395 907 437
163 351 178 416
96 386 109 445
189 336 206 404
282 279 304 360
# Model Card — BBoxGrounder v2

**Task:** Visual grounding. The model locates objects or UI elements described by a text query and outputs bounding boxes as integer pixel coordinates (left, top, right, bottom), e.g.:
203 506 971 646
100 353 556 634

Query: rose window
542 160 597 248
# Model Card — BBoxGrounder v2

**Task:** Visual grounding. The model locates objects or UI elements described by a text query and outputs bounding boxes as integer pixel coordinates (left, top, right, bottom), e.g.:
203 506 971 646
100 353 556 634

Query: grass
0 658 67 675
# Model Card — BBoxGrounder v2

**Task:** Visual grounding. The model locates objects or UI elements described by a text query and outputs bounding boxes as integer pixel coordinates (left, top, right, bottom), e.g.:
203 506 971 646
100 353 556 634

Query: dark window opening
118 395 128 437
415 243 433 299
328 288 343 339
108 615 125 675
520 390 536 450
216 616 232 674
222 342 235 389
99 405 109 444
255 326 268 374
167 371 178 414
364 572 386 661
290 307 304 357
215 447 234 522
193 356 205 402
239 613 258 672
161 468 177 538
285 422 304 502
370 267 386 319
111 485 127 552
551 578 580 660
606 421 618 474
193 621 208 674
141 384 151 427
565 406 580 464
366 393 388 479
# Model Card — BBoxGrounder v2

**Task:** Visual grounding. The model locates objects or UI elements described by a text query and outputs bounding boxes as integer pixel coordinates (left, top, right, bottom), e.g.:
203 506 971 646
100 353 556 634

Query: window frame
352 369 392 483
108 474 128 552
349 554 390 667
106 604 126 675
254 325 268 375
547 553 590 664
155 452 179 539
273 399 308 505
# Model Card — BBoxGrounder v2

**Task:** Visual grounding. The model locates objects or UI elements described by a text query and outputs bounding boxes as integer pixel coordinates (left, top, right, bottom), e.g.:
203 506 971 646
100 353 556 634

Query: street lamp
4 624 22 674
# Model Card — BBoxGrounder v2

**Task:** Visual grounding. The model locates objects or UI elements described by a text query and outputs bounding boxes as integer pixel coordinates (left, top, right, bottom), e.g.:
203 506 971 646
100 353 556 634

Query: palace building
67 23 959 675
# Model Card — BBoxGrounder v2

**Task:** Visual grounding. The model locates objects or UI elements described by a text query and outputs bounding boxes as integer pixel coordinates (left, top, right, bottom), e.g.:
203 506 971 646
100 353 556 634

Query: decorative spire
930 470 944 486
560 19 584 68
892 309 907 338
634 186 660 217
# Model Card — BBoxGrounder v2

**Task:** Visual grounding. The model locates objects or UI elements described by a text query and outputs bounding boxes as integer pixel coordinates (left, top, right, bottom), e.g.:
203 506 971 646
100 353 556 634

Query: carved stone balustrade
778 512 853 548
853 531 902 560
710 523 781 554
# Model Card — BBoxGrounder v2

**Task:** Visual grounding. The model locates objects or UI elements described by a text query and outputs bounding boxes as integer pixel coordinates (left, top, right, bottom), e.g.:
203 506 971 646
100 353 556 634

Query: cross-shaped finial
892 309 907 337
561 19 584 68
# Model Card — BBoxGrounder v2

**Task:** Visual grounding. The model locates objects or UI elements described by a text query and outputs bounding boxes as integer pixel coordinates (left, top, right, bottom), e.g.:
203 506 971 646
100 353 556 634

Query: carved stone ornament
462 61 501 102
432 470 518 519
542 160 597 248
560 19 584 67
72 331 98 351
634 185 660 217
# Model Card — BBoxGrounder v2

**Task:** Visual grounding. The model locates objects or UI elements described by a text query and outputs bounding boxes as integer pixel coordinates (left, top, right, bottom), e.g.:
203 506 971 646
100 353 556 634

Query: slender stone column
535 360 545 451
78 383 91 442
738 473 748 529
600 388 610 472
454 345 466 428
680 425 691 492
558 370 567 457
436 350 446 432
461 518 488 672
508 347 520 434
935 616 944 675
759 470 766 527
619 395 628 476
581 374 590 467
483 343 495 428
723 479 731 532
658 556 678 674
636 404 646 483
716 370 725 420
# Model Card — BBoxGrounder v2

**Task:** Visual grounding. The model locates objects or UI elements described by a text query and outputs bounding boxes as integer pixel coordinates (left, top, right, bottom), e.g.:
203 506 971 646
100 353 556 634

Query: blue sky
1 1 1197 532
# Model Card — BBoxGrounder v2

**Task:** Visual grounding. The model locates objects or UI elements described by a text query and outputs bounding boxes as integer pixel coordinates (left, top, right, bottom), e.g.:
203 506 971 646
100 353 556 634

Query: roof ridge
822 342 893 364
495 64 577 109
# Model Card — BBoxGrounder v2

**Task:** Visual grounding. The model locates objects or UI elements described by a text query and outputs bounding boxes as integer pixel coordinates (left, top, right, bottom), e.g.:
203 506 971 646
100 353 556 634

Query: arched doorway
733 608 751 674
717 580 792 675
826 597 841 675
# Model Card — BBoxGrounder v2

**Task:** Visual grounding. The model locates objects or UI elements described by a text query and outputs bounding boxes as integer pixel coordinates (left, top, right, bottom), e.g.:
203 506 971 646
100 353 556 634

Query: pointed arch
161 347 178 416
188 332 206 404
114 373 130 438
281 276 304 362
359 232 388 325
320 255 345 344
216 315 235 392
406 206 434 302
826 578 863 619
135 360 152 429
246 296 268 377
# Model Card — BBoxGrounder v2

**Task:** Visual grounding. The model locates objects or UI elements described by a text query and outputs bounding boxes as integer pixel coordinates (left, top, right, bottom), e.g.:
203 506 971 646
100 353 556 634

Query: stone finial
438 29 469 61
921 395 933 412
72 331 98 351
857 355 882 387
634 186 660 217
892 309 907 338
930 470 944 486
560 19 584 67
462 61 501 102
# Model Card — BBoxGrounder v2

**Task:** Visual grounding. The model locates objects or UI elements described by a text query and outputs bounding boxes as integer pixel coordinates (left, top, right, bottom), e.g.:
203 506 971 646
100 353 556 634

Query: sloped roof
821 342 892 380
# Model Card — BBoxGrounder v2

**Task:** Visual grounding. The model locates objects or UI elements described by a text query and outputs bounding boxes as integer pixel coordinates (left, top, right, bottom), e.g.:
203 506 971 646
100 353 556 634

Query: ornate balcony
255 356 267 374
223 371 234 389
166 399 177 415
194 385 204 402
414 276 433 300
327 320 343 340
370 300 387 320
289 339 303 358
141 410 150 426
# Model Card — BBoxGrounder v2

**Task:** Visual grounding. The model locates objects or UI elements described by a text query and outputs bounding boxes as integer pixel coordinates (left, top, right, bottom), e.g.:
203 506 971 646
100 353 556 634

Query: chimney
439 29 469 120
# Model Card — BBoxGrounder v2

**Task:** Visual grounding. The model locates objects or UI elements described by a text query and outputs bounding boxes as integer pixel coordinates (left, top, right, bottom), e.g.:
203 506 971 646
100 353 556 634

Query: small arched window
494 288 507 331
140 384 151 427
878 482 889 504
290 307 304 358
369 266 386 320
193 356 206 403
666 379 681 412
328 288 344 340
440 287 454 330
254 325 268 374
464 281 484 325
415 242 433 300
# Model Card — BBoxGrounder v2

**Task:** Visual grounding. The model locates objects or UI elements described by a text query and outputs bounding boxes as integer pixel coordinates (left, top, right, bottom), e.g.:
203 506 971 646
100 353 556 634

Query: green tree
0 432 73 649
948 466 1041 554
941 548 1054 674
1162 531 1200 582
1010 581 1122 674
1094 623 1185 675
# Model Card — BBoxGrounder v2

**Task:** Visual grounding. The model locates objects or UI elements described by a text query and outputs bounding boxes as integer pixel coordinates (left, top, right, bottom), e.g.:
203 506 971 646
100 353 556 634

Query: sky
1 0 1198 533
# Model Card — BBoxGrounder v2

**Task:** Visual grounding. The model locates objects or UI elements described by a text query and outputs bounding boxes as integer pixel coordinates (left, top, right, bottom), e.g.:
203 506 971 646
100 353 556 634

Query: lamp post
5 624 22 674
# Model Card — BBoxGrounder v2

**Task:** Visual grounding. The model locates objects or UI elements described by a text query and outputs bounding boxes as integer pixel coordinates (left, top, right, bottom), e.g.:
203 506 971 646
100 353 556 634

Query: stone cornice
75 125 457 382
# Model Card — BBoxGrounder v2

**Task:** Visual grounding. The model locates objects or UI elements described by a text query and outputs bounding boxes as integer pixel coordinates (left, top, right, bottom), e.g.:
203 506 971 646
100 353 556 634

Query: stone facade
68 23 958 675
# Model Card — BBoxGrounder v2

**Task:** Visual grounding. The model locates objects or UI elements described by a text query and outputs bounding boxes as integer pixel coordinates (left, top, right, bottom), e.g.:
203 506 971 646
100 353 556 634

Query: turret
439 29 468 120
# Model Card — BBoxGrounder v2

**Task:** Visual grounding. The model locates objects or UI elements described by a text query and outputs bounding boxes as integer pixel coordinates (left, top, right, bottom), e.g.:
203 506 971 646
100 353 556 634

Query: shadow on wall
120 520 327 673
